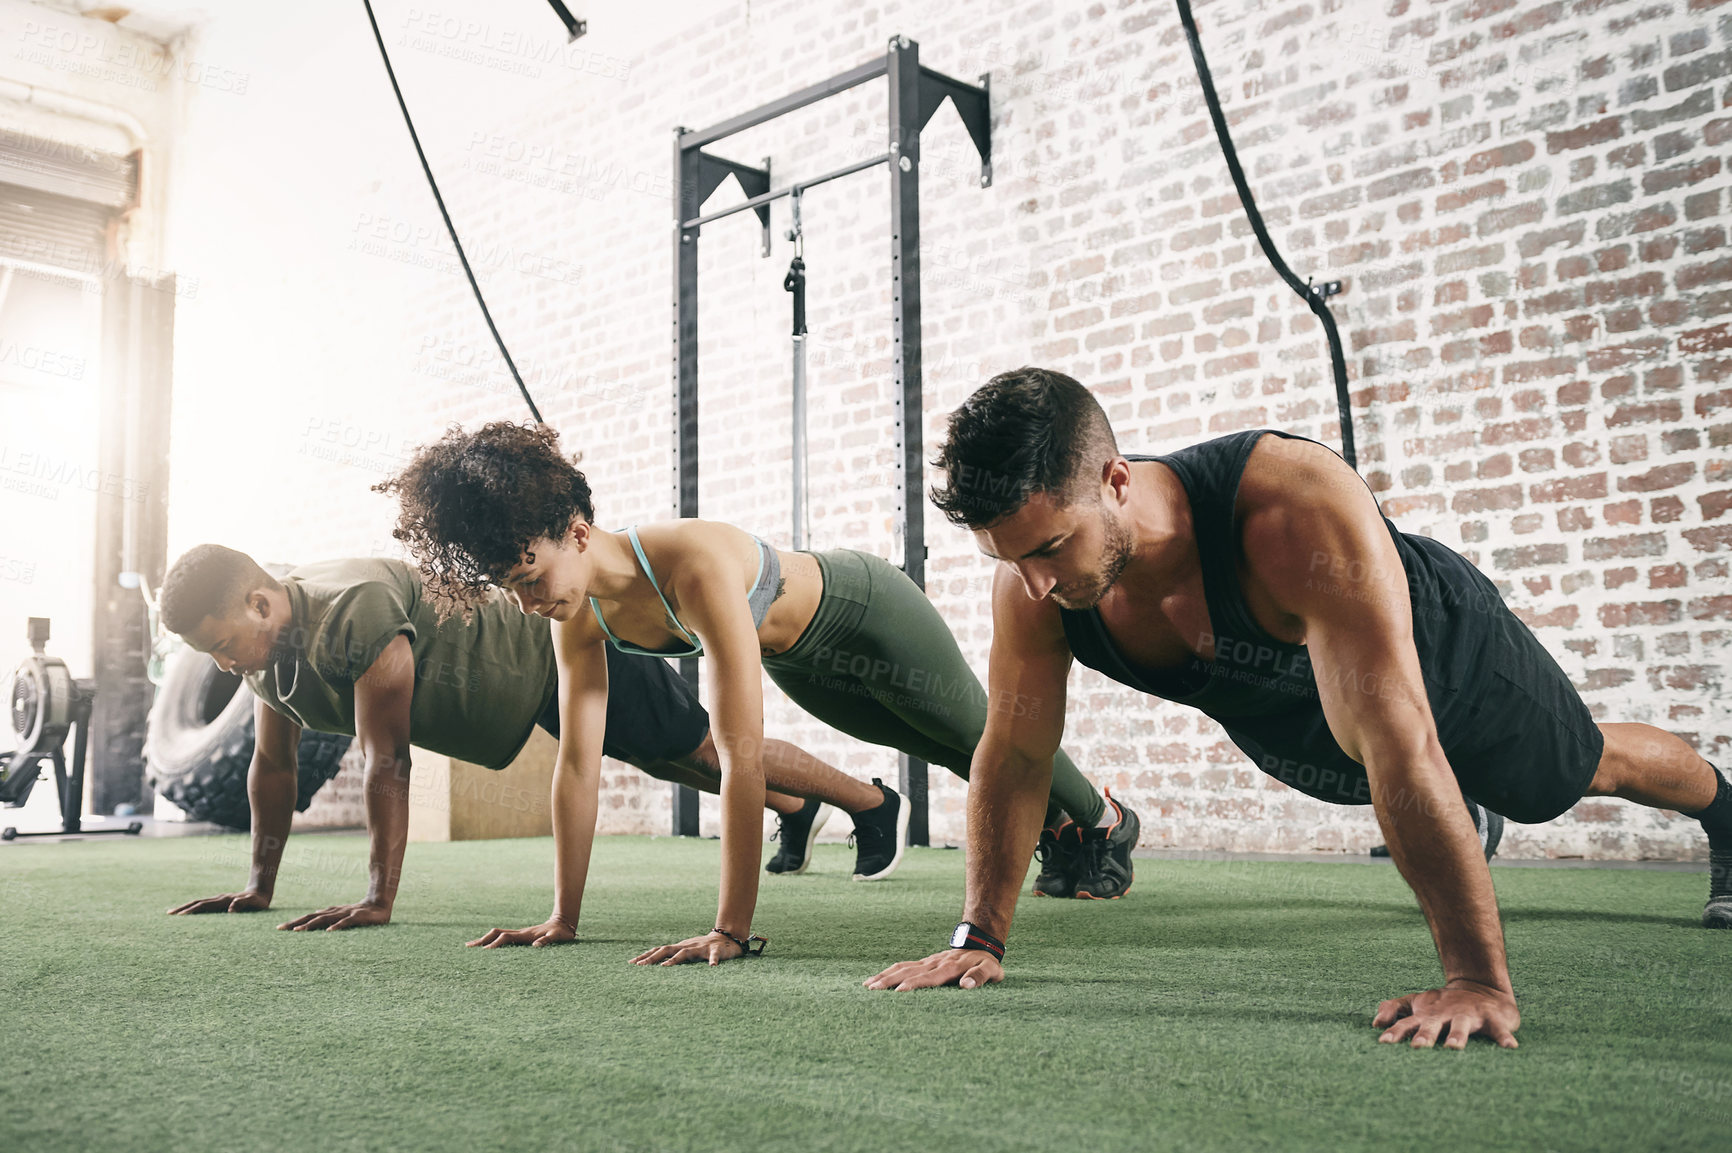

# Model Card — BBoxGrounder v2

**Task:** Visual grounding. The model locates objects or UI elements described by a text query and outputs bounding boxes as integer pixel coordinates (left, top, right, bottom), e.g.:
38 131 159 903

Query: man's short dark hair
930 367 1119 529
159 544 280 635
373 421 596 616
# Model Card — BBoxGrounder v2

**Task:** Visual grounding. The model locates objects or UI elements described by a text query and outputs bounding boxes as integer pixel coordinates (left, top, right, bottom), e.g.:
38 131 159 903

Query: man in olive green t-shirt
158 545 894 934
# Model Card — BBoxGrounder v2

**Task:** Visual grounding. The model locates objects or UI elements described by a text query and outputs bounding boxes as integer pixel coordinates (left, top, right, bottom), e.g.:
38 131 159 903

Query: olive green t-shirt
243 558 555 769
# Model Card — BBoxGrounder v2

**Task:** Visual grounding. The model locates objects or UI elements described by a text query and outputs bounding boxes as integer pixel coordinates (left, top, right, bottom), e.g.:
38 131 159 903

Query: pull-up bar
683 153 891 231
670 35 991 846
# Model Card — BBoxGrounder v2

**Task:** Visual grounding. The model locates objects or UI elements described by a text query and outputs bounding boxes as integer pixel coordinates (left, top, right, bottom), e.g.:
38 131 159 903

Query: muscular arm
1241 437 1518 1048
280 633 416 930
549 627 609 929
866 564 1072 990
168 696 298 915
633 536 767 965
468 619 607 949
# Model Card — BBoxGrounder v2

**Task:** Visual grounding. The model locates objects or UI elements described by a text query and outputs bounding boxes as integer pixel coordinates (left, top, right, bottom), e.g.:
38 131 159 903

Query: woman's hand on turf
863 948 1005 991
167 890 271 915
466 917 576 949
631 930 744 967
1373 979 1520 1049
278 901 393 932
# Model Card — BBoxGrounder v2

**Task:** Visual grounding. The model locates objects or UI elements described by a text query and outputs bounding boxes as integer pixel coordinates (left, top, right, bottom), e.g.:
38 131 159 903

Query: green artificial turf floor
2 834 1727 1152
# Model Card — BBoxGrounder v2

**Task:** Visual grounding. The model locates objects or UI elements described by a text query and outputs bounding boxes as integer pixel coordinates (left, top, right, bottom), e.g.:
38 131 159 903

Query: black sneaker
765 798 832 875
1071 791 1139 900
1371 798 1503 861
1032 822 1078 897
1706 849 1732 929
849 779 909 882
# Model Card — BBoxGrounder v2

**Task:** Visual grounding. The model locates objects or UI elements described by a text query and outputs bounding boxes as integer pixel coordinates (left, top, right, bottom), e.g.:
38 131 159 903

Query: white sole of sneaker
852 790 910 882
782 804 833 875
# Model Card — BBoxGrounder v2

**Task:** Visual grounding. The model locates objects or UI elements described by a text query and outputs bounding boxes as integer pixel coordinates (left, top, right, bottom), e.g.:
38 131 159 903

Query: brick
1630 88 1715 132
1683 525 1732 552
1650 563 1689 589
1452 484 1524 513
1350 320 1417 351
1701 490 1732 520
1604 499 1644 525
1584 533 1668 559
1531 474 1608 501
1084 325 1136 350
1642 156 1723 195
1501 357 1576 383
1663 48 1732 90
1576 668 1635 691
1557 179 1633 215
1691 595 1732 620
1619 463 1698 492
1493 543 1568 569
1652 495 1686 523
1512 605 1579 628
1478 200 1546 236
1678 256 1732 291
1463 140 1535 175
1432 305 1496 335
1368 167 1436 201
1299 188 1362 218
1517 221 1585 258
1598 600 1683 627
1144 313 1195 337
1546 116 1622 153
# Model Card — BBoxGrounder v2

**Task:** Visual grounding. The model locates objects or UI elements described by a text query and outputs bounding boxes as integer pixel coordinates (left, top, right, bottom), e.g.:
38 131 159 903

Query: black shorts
535 646 710 767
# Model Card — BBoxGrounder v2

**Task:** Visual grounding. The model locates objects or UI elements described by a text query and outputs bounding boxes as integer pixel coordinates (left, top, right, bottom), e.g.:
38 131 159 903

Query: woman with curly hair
376 422 1125 967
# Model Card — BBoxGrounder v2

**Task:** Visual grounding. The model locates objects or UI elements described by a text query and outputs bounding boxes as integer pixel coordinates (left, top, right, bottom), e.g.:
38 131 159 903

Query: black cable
1174 0 1356 470
360 0 544 424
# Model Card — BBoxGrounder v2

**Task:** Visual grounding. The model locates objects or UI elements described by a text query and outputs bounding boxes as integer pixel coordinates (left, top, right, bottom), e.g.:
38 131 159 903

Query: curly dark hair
930 367 1119 529
373 422 595 618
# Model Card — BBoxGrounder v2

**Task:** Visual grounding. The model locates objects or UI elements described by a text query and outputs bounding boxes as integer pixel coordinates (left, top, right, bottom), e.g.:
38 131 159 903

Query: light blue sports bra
589 526 781 658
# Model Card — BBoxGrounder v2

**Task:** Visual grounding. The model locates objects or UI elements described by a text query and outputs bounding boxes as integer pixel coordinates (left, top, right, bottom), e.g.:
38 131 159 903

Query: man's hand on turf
168 890 271 916
631 930 744 967
863 948 1004 991
1373 979 1520 1049
278 901 393 932
466 916 576 949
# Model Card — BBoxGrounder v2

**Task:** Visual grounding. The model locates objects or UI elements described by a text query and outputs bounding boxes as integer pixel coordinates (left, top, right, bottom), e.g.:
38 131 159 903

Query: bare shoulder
990 563 1069 658
635 519 756 584
551 607 607 669
1237 434 1396 608
1238 434 1361 507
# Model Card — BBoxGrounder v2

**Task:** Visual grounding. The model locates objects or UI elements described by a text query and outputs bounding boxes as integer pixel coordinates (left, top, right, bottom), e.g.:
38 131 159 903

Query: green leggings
762 548 1106 827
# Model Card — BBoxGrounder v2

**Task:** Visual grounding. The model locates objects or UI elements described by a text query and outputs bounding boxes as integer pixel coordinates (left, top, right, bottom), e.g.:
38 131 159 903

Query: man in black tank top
866 368 1732 1050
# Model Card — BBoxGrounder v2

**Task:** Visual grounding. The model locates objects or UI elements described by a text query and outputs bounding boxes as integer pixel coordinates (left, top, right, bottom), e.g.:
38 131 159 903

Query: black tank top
1060 429 1506 805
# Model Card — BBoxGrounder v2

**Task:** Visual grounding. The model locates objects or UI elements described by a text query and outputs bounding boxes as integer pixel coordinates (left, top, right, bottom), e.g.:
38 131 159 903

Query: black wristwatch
949 921 1005 961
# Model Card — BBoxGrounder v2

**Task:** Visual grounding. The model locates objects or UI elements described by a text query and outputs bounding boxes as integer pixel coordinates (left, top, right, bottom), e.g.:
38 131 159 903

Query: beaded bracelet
713 926 768 956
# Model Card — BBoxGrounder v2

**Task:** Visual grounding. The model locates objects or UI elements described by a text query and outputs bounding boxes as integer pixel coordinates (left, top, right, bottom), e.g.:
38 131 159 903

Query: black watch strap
949 921 1005 960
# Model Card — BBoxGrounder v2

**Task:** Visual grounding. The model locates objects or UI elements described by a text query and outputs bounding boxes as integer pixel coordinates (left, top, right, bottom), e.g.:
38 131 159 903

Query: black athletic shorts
535 646 710 767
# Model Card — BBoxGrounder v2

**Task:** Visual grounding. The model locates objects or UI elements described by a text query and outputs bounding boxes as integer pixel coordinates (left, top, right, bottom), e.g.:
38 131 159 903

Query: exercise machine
2 617 143 840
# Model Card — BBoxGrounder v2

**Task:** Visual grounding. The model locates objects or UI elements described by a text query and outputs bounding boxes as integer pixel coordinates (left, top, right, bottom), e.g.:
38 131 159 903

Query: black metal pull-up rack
670 35 991 845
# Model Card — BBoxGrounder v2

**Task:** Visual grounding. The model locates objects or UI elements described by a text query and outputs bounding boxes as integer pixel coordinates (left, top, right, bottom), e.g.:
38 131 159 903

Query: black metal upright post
669 39 989 844
672 127 703 838
888 37 929 846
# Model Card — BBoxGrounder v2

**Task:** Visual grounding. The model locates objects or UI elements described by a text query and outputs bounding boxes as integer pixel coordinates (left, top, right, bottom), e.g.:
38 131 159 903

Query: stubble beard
1050 510 1135 611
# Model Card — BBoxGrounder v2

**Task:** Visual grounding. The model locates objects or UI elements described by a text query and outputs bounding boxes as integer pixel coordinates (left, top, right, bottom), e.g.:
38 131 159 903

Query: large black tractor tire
144 647 351 830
